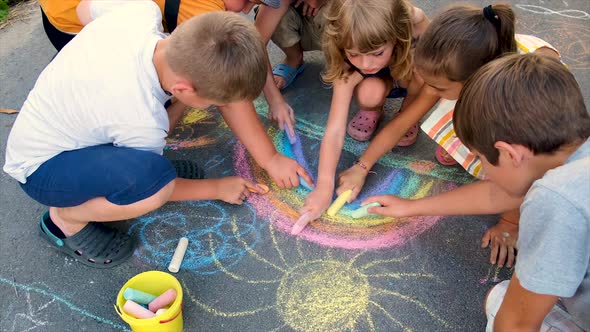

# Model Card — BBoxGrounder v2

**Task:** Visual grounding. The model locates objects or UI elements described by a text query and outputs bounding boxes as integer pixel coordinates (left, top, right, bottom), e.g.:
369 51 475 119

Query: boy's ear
169 79 195 96
494 141 534 167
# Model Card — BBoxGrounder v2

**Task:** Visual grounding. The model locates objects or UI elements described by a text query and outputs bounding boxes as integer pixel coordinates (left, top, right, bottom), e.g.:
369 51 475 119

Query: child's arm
410 6 430 39
337 84 439 200
363 180 523 217
255 0 298 137
493 274 559 331
218 100 313 188
301 73 363 219
169 177 259 204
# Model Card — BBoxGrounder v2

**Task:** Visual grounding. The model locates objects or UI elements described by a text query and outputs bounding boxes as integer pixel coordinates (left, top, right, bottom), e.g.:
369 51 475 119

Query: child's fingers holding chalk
362 195 414 217
336 185 359 203
296 167 314 189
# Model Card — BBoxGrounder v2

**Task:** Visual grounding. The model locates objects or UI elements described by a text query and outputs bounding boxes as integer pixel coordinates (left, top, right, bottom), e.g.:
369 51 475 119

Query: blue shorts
20 144 177 207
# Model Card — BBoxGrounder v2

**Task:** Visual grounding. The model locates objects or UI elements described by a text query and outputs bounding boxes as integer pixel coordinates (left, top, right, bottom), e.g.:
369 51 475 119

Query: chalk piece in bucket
123 287 158 304
351 202 382 219
298 176 313 191
155 308 167 316
291 212 312 235
327 190 352 216
168 237 189 273
123 300 156 319
149 288 177 312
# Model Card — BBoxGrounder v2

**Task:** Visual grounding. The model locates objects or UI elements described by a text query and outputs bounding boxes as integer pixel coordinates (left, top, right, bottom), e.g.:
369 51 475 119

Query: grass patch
0 0 9 23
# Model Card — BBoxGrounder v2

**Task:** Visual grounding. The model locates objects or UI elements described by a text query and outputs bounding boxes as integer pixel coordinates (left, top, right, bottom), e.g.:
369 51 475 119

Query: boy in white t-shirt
3 2 313 268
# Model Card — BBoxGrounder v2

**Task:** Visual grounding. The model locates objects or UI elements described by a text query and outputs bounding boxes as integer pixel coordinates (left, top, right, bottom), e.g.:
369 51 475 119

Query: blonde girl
300 0 427 219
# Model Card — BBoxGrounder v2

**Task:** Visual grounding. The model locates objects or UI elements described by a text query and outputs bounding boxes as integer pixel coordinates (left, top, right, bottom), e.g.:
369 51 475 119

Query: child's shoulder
525 139 590 221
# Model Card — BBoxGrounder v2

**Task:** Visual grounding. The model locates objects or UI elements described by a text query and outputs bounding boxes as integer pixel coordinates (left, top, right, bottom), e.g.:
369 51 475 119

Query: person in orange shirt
39 0 279 51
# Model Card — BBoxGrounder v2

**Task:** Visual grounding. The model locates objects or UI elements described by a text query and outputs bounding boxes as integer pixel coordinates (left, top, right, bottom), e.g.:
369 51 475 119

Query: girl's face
417 68 464 100
345 42 394 75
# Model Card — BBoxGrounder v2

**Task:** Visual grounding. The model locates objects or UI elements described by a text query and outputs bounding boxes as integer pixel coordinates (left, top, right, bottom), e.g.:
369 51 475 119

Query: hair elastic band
483 5 501 29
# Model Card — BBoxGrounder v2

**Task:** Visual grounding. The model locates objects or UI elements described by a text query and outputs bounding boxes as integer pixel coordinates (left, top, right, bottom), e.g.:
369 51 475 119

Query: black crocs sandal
170 159 205 179
39 212 135 269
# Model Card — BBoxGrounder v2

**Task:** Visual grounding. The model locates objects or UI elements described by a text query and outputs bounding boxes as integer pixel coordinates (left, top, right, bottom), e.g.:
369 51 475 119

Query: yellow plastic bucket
115 271 183 332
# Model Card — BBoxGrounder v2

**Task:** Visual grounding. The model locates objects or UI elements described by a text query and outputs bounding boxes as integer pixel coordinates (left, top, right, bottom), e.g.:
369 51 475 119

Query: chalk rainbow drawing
129 201 265 274
230 100 471 250
154 102 473 251
186 218 450 331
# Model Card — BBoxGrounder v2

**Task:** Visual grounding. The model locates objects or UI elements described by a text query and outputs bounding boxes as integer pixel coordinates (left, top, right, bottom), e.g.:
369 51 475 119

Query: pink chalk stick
148 289 177 312
291 212 312 235
123 300 156 319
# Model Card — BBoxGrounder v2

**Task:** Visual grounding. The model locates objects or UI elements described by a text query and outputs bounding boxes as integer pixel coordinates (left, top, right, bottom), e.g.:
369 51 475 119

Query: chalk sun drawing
228 99 470 250
186 219 450 331
129 201 265 275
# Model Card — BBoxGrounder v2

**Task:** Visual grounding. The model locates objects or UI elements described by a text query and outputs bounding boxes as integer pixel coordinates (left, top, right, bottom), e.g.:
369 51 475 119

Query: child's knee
147 180 175 208
355 78 388 108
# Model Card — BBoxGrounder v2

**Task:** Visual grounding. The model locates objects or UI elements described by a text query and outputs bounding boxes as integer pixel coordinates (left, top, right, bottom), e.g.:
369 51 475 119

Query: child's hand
264 153 314 189
214 176 257 205
301 186 333 221
337 165 369 202
268 100 296 139
362 195 416 218
481 218 519 268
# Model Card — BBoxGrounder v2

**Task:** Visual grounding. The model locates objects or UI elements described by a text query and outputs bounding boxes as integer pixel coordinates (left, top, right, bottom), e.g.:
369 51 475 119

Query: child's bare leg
49 180 175 237
347 77 392 141
355 77 391 110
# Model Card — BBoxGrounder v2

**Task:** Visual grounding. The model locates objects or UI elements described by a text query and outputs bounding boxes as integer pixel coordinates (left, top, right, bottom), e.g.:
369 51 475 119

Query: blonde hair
415 4 516 82
322 0 414 83
166 12 268 102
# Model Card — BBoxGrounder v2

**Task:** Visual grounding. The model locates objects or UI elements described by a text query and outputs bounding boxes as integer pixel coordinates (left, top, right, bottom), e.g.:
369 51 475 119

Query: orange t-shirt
39 0 225 34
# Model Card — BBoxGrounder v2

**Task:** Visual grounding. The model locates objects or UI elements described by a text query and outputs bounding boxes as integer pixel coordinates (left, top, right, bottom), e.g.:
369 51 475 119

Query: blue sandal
272 63 305 90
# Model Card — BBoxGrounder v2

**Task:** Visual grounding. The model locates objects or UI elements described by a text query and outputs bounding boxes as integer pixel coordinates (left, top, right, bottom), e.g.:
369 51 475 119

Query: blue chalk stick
284 127 297 145
298 176 313 191
123 288 158 304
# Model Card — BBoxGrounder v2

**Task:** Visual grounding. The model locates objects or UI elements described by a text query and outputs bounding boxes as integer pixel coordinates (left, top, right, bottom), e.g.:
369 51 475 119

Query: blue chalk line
0 276 130 331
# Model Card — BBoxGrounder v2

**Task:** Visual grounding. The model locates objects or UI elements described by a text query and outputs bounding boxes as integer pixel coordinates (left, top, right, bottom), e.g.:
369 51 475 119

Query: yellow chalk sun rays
184 216 449 331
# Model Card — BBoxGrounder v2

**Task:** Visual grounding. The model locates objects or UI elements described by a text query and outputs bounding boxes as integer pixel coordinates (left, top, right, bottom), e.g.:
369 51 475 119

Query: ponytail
415 3 516 82
486 4 516 54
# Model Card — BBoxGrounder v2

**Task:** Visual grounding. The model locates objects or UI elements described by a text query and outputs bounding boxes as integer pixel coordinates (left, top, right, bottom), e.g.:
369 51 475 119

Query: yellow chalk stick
327 190 352 217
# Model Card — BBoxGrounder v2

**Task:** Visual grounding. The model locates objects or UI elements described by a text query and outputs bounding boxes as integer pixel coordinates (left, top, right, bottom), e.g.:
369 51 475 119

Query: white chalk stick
168 237 189 273
155 308 167 316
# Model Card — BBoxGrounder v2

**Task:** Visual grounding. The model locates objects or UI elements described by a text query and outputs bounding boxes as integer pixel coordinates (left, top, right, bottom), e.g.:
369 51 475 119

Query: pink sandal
347 109 382 141
397 124 419 147
435 146 458 166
